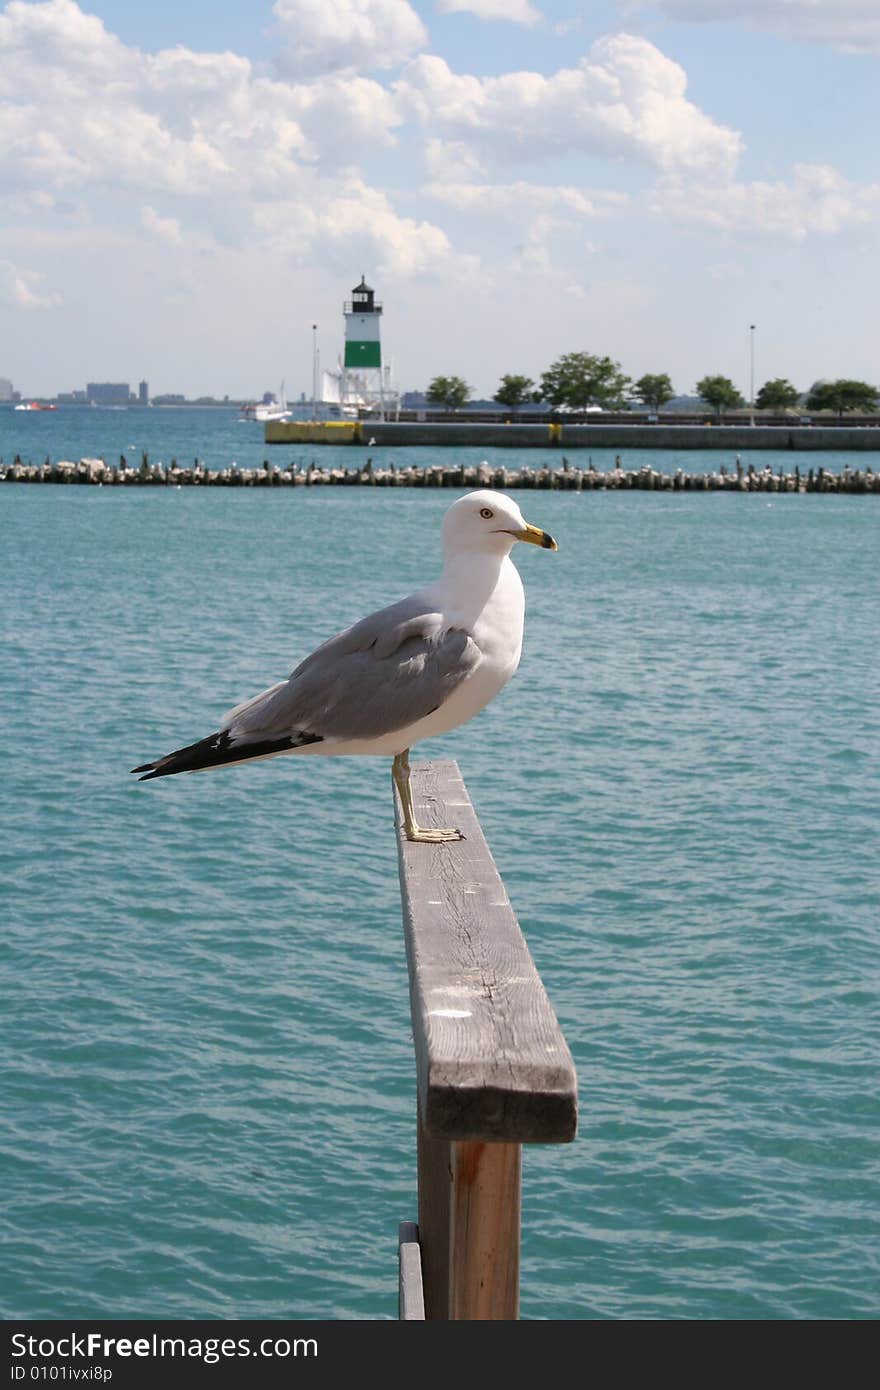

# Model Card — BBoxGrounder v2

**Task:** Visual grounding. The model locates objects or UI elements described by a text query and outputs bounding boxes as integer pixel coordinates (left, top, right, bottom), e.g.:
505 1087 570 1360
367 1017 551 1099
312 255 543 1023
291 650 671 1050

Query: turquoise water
2 414 879 1320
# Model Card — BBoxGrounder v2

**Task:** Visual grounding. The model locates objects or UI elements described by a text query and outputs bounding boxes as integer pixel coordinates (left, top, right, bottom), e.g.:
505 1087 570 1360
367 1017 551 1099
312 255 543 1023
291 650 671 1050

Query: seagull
131 489 557 842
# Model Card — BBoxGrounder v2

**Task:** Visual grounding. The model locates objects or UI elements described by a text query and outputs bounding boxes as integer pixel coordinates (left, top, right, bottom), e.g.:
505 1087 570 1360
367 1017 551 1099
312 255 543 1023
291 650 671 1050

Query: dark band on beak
516 523 558 551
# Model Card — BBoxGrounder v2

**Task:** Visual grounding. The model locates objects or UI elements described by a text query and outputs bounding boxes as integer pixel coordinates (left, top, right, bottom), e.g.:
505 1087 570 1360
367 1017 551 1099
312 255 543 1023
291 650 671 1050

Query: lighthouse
318 277 398 418
345 276 382 372
340 276 397 419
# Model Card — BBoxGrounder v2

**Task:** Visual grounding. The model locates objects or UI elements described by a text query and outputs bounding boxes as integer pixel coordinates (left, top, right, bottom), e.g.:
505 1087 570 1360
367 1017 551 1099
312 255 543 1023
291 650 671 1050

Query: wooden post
395 761 577 1320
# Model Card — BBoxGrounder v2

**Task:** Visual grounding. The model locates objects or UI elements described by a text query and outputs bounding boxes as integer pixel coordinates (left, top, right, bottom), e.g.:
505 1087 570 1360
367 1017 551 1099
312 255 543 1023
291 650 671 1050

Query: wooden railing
394 761 578 1320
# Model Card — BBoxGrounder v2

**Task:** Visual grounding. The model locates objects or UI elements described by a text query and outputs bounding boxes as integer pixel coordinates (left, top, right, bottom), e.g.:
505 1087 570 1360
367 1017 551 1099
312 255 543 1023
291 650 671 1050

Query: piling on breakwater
2 455 879 493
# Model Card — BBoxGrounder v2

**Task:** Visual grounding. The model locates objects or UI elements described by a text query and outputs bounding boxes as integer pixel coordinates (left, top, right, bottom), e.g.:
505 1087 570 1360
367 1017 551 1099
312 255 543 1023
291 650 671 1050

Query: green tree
540 352 631 411
426 375 472 411
494 374 535 411
805 379 879 418
696 375 744 417
755 378 800 412
633 373 674 412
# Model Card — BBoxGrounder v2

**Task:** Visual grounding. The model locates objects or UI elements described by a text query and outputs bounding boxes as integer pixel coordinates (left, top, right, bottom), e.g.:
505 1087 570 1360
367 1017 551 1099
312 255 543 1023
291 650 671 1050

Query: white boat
239 382 290 422
239 400 291 422
14 400 57 412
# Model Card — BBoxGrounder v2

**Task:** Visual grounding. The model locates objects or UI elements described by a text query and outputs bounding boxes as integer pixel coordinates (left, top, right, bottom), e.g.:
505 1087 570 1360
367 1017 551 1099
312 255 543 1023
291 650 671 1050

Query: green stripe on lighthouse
344 341 382 368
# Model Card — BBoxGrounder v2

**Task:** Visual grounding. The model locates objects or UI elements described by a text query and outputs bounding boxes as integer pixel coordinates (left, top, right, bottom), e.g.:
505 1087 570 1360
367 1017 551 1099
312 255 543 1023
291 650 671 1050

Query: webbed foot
405 826 464 844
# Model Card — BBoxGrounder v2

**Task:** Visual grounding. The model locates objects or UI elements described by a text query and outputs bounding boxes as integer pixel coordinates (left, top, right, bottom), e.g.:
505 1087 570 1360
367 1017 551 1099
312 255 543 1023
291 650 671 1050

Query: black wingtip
129 728 323 784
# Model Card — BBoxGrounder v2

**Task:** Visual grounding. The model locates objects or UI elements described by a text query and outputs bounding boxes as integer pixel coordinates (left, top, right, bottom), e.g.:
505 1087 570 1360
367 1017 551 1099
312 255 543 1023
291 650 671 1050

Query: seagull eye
480 508 494 519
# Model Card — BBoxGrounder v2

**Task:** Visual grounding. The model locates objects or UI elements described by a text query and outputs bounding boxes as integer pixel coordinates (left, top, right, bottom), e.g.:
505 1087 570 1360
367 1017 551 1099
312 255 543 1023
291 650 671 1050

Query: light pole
311 323 318 421
749 323 756 426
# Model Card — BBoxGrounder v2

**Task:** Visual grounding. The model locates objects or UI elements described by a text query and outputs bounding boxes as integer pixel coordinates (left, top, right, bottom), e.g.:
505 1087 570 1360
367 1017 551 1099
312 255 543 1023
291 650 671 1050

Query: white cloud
0 4 741 226
422 180 622 282
623 2 880 54
253 176 479 279
0 0 135 82
141 206 183 244
436 0 542 26
0 0 462 284
0 0 406 200
0 4 241 195
652 164 880 240
423 137 487 181
272 0 428 77
397 34 743 174
290 74 402 162
0 257 61 308
426 179 628 221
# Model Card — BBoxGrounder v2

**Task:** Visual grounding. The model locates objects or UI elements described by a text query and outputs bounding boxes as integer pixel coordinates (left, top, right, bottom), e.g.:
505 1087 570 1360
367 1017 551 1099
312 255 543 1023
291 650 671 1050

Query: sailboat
239 382 290 422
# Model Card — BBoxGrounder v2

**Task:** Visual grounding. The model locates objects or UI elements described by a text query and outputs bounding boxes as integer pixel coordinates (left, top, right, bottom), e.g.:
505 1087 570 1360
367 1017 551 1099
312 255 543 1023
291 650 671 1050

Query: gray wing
221 593 482 744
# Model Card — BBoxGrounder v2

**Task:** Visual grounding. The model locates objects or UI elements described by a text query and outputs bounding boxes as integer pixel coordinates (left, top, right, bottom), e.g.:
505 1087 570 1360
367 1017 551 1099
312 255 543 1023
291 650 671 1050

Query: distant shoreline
6 401 880 438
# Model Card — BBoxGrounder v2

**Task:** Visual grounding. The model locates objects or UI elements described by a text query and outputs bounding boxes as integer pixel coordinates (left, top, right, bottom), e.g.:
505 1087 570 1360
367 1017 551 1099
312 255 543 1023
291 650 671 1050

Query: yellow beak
515 522 558 551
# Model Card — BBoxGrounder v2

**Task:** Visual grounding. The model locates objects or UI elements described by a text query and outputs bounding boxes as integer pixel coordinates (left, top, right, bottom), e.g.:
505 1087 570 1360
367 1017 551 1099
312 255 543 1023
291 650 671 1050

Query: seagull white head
441 489 558 559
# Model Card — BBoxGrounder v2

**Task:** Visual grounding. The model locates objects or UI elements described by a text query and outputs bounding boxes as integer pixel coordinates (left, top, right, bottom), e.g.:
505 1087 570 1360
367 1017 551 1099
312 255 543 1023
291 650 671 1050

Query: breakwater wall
265 420 880 451
3 456 879 493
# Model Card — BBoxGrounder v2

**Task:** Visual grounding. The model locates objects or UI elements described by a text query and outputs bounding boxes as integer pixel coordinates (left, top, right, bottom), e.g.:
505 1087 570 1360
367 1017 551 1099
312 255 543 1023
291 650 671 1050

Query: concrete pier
265 419 880 451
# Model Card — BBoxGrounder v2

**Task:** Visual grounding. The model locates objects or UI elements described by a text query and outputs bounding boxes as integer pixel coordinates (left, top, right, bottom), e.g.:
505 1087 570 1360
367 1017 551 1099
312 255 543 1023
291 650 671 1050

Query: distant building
87 382 130 405
138 380 149 405
0 377 14 401
57 391 88 403
151 394 186 405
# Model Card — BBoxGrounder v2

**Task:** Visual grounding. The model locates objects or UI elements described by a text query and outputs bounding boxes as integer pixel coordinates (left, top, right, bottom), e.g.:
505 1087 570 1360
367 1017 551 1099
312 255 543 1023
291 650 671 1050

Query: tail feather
131 728 322 781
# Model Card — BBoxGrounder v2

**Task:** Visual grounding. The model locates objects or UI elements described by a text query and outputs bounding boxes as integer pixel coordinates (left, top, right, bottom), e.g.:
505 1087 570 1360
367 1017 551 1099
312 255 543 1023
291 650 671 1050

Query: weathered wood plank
398 1220 426 1321
395 760 578 1143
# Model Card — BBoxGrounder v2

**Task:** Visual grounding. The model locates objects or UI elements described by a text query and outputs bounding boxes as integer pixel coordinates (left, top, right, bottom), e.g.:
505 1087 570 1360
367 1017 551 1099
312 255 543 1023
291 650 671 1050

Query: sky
2 0 878 400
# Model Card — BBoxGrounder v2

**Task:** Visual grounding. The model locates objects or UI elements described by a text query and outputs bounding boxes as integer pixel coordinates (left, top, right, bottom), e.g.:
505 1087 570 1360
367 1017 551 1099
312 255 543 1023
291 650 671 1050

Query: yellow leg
392 750 463 843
